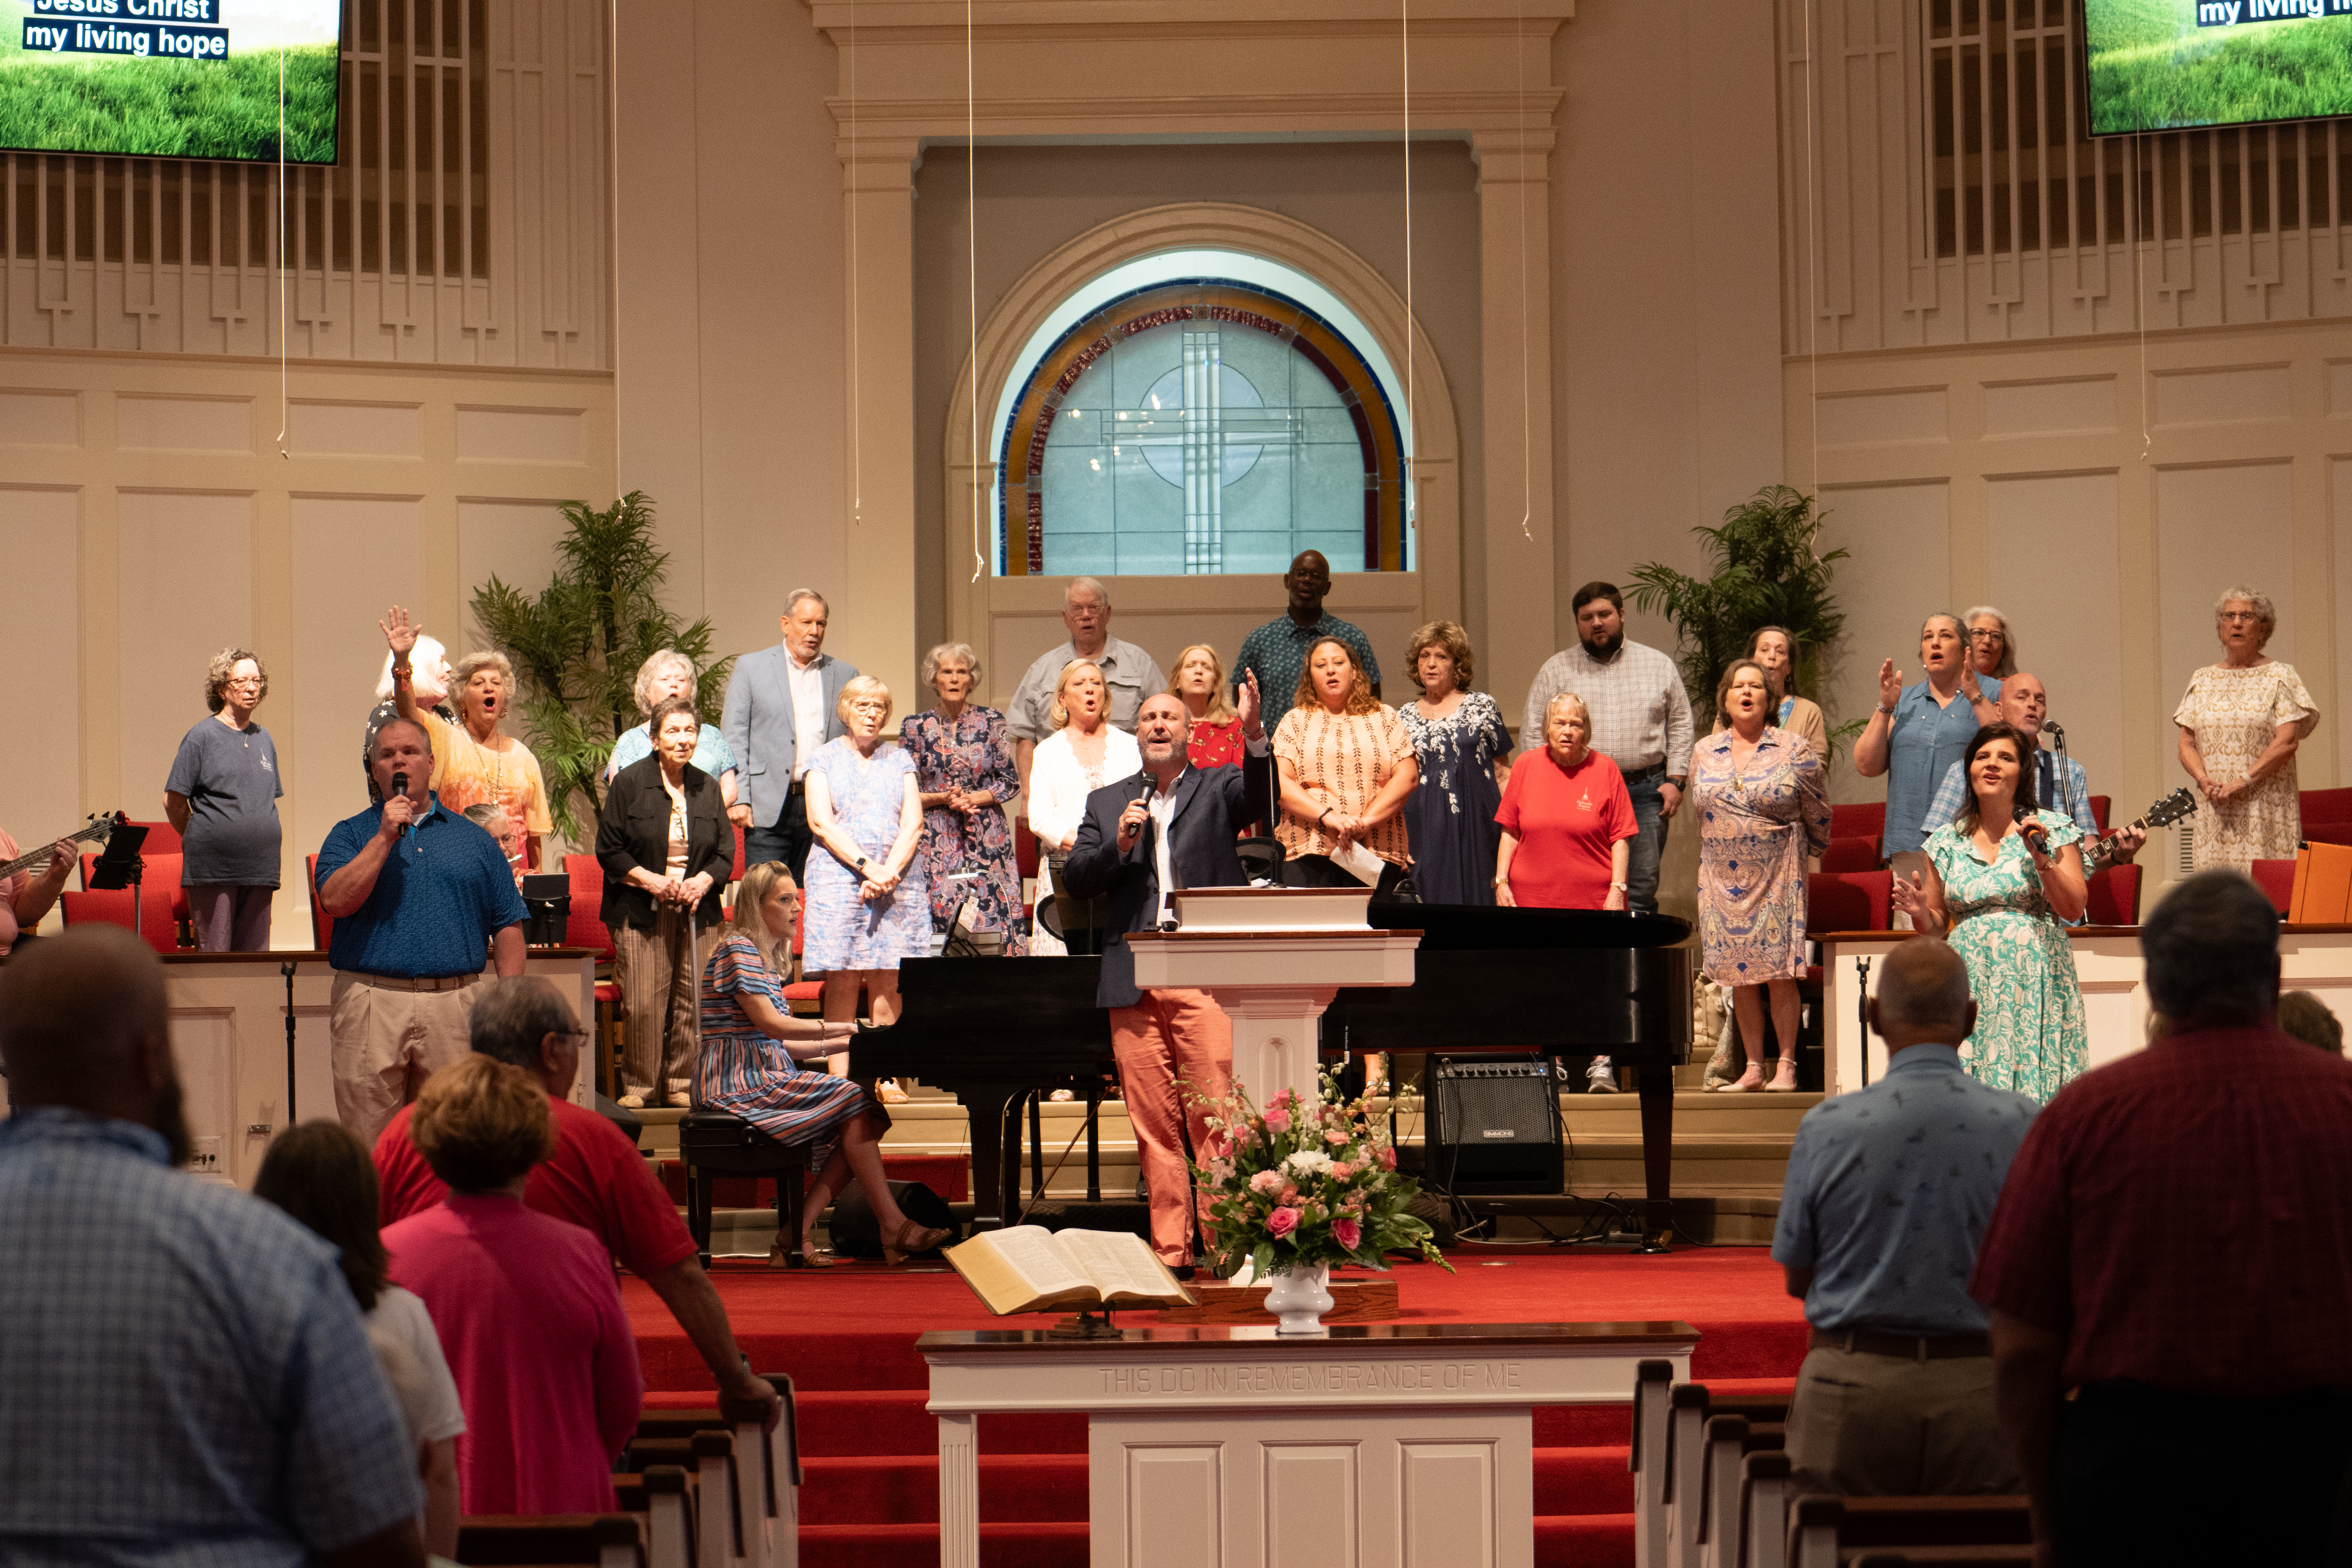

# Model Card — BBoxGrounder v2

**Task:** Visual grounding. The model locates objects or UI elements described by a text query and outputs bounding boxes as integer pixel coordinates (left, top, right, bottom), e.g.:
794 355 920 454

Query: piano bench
676 1111 813 1268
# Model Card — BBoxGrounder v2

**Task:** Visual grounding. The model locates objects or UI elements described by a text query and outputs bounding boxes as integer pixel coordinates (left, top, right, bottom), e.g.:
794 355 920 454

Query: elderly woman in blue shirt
1851 613 2002 860
604 649 739 813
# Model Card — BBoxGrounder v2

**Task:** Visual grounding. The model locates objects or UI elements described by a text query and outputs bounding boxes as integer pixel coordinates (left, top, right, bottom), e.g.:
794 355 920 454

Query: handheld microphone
2020 818 2051 859
390 770 413 839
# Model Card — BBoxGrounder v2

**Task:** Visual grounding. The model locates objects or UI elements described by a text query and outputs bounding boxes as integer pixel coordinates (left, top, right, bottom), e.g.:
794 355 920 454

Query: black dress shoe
1171 1264 1198 1281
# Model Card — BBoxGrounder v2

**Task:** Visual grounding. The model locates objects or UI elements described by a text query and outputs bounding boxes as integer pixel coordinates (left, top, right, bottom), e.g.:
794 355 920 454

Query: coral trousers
1110 987 1232 1265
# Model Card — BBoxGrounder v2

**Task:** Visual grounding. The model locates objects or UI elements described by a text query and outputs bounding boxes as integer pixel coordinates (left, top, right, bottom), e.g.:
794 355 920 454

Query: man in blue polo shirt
1771 937 2038 1495
318 716 528 1147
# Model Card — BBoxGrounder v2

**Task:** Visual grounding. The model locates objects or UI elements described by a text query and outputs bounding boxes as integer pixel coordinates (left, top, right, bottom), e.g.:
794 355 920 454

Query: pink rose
1281 1183 1299 1204
1249 1169 1285 1196
1324 1129 1348 1145
1263 1108 1290 1134
1268 1089 1294 1111
1267 1206 1301 1238
1378 1146 1397 1169
1331 1217 1362 1250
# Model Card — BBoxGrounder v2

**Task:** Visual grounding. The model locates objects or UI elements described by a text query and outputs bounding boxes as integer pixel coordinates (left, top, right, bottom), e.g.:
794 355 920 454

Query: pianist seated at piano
0 826 76 957
697 861 952 1267
1061 682 1271 1271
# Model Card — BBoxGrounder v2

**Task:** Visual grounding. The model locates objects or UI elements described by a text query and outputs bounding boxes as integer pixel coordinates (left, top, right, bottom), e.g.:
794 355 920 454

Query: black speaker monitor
1426 1056 1566 1196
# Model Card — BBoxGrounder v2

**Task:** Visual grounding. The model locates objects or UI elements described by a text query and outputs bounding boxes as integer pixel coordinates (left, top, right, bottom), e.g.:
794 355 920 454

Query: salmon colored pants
1110 987 1233 1265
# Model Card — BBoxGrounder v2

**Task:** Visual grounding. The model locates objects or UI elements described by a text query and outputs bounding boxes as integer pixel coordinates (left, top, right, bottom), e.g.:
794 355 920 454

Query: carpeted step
801 1521 1088 1568
802 1454 1088 1525
1537 1512 1635 1568
1534 1447 1635 1516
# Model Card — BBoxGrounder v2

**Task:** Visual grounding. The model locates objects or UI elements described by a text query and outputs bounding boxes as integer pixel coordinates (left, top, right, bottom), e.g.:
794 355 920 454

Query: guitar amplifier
1425 1056 1565 1196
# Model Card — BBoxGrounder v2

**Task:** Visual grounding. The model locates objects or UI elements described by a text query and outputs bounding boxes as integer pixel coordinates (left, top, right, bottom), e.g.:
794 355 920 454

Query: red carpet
620 1245 1807 1567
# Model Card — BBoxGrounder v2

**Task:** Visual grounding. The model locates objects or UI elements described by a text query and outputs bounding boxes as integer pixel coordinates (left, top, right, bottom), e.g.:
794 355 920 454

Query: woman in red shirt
1170 643 1246 771
1494 692 1638 909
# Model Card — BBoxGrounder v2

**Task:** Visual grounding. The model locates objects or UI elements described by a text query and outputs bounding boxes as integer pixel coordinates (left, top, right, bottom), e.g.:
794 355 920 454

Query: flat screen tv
2 0 340 163
2082 0 2352 135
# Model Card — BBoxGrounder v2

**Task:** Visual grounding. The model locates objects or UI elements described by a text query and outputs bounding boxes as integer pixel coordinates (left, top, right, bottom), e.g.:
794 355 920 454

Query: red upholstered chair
730 819 747 884
2251 859 2297 914
1014 818 1041 918
2302 822 2352 847
2084 864 2141 926
784 899 825 1014
1807 870 1893 936
2300 786 2352 828
562 852 602 891
305 853 334 951
63 852 187 952
1819 838 1880 873
2087 795 2111 830
1829 801 1885 845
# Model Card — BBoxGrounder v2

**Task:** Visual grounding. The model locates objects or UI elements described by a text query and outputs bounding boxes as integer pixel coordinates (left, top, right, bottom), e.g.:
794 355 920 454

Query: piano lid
1365 902 1691 952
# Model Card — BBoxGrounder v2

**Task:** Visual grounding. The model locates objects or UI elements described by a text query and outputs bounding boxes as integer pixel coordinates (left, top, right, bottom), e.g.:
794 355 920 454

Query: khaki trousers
613 909 708 1100
330 969 485 1149
1783 1342 2022 1497
1110 988 1233 1266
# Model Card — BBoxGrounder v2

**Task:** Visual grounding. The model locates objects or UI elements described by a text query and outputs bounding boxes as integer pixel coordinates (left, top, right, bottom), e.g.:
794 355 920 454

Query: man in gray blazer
721 589 857 882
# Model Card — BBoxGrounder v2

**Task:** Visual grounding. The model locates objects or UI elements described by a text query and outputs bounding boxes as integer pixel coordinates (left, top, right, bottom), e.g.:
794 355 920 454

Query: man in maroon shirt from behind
377 976 779 1426
1973 870 2352 1566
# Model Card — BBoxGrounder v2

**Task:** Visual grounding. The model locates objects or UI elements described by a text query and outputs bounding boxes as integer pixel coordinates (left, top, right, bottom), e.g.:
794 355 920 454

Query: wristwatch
1610 880 1630 891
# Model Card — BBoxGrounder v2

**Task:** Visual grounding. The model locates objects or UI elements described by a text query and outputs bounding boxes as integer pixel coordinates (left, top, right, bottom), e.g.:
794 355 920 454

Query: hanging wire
848 0 863 524
1401 0 1415 491
1514 0 1531 543
2133 130 2151 463
966 0 984 583
276 43 290 459
1802 0 1821 497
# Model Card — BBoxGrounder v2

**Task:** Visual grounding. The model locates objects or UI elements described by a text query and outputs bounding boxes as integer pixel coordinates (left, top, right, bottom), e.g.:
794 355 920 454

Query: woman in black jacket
598 697 733 1107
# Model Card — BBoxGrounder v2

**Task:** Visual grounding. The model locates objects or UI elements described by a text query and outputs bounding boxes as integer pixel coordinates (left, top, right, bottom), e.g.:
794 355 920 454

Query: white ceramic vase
1264 1263 1334 1335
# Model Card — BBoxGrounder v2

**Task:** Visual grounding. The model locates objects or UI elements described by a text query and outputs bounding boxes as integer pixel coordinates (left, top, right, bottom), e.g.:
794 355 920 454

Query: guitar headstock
2143 787 2196 831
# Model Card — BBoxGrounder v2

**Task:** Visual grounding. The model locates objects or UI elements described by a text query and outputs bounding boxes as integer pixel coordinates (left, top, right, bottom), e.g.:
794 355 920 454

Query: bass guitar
0 812 121 880
2083 787 2196 873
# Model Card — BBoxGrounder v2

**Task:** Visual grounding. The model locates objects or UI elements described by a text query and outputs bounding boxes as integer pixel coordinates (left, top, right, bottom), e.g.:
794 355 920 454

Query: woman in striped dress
697 860 953 1267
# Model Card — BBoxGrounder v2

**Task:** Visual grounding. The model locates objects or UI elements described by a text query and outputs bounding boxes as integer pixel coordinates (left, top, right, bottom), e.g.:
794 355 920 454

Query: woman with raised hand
1891 722 2089 1101
1273 636 1419 897
381 606 553 871
802 675 929 1071
1397 621 1512 905
1169 643 1247 771
1692 660 1833 1092
2176 585 2320 871
1026 659 1142 956
697 862 952 1266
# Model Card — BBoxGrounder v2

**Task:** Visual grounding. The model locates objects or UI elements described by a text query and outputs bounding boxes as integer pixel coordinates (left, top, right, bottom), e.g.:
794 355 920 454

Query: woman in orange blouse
1273 637 1419 897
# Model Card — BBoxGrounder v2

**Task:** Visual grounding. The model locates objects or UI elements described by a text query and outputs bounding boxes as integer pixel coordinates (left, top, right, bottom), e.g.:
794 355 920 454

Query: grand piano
848 904 1693 1240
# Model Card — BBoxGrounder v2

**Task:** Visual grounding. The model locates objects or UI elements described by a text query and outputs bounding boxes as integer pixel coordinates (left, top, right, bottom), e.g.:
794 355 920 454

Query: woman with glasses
1962 606 2018 683
164 648 283 951
2175 586 2320 871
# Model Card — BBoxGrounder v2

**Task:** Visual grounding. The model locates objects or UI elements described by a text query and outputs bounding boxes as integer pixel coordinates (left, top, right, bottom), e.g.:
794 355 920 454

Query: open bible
944 1226 1197 1315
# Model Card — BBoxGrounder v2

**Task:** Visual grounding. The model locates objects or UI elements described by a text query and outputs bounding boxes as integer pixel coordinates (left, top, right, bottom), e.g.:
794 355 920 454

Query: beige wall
0 348 614 940
1791 318 2352 884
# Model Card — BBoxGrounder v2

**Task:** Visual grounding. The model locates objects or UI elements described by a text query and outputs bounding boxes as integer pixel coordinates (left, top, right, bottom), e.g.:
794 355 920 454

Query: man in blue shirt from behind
317 715 529 1147
0 927 425 1568
1771 936 2038 1495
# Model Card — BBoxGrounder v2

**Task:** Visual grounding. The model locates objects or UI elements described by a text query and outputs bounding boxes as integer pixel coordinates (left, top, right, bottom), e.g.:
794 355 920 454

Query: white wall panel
116 396 254 454
0 389 79 446
1816 481 1951 801
1984 472 2123 814
2155 463 2296 787
1982 378 2115 438
0 488 81 835
457 499 572 655
457 406 588 465
2153 366 2293 428
1816 388 1947 447
287 402 424 459
289 498 426 881
117 492 252 820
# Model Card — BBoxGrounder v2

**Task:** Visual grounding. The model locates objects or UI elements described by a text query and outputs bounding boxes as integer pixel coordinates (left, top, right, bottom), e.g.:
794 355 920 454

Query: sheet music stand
86 824 152 941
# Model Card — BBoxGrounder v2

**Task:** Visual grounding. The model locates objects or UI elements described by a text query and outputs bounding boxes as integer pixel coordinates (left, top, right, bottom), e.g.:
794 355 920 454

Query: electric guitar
2083 787 2196 873
0 812 121 880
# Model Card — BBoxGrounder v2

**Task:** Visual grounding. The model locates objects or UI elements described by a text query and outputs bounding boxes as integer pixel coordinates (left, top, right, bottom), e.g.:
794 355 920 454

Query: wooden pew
612 1376 798 1568
453 1513 644 1567
1739 1453 1791 1568
1784 1493 2034 1568
1633 1359 1676 1568
1664 1382 1713 1568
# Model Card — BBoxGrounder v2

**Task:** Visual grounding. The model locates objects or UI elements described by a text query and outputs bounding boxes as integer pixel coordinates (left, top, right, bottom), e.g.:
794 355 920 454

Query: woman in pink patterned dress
1691 660 1832 1093
696 861 952 1267
903 643 1025 955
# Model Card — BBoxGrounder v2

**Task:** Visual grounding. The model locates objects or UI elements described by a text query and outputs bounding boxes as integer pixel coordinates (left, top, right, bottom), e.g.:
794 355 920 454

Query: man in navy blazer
1062 678 1269 1269
721 590 857 882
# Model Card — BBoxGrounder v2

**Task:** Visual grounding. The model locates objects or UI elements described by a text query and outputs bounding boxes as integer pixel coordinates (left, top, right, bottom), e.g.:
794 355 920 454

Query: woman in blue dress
1397 621 1513 904
1890 721 2091 1102
698 861 951 1267
802 675 931 1073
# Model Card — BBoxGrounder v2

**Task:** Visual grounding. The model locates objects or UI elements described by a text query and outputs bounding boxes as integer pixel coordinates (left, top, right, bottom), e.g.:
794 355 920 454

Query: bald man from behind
1769 937 2039 1496
0 928 427 1568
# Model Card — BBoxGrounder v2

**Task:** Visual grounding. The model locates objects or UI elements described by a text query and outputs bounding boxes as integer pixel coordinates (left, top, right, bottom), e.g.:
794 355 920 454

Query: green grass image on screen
2086 0 2352 133
0 0 336 163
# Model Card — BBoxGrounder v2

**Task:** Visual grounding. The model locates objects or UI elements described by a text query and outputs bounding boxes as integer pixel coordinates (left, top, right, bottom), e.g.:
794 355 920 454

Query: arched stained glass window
997 274 1409 576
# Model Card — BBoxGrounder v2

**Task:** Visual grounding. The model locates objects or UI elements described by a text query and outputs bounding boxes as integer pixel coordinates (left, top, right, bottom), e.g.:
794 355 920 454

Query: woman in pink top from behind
382 1054 643 1515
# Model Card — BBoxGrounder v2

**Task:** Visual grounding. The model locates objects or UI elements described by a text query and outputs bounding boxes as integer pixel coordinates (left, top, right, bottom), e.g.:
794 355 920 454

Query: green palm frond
1628 485 1861 761
468 491 735 842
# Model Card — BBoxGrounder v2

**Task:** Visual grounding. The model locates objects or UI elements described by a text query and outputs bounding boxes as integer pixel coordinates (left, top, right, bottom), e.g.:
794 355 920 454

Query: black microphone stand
281 959 299 1123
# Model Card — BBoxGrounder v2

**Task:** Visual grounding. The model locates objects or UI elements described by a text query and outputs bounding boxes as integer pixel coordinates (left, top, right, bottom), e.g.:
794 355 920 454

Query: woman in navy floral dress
901 643 1026 955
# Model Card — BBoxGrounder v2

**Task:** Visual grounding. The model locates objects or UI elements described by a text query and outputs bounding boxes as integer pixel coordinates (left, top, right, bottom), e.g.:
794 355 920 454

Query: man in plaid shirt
1520 582 1693 1090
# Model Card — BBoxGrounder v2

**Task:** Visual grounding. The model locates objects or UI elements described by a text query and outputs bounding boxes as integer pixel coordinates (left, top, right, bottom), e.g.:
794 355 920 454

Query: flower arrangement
1190 1072 1452 1280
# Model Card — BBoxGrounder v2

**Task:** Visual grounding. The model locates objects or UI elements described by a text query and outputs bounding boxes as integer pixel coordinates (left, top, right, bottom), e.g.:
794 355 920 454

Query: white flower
1282 1150 1334 1178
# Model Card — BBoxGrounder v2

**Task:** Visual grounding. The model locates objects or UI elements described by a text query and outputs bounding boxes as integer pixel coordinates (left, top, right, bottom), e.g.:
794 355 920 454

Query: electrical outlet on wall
189 1137 221 1174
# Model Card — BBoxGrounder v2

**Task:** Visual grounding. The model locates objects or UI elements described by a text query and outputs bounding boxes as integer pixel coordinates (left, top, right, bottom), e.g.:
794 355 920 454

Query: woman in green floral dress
1889 722 2090 1102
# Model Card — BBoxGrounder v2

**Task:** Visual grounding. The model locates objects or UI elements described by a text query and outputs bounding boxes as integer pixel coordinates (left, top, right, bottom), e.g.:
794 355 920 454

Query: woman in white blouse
1025 660 1141 958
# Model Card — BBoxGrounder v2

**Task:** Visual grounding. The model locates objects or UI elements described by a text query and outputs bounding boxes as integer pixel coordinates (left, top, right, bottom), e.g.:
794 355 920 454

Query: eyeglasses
223 676 264 687
2219 610 2263 623
1966 630 2003 643
555 1030 591 1046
